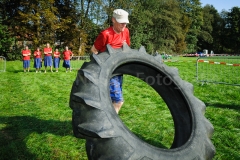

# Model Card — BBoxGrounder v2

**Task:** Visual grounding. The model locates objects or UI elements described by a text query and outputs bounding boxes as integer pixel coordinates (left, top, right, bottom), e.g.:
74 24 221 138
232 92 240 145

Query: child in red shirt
43 43 53 73
53 48 61 72
62 46 73 72
22 46 31 72
33 47 42 73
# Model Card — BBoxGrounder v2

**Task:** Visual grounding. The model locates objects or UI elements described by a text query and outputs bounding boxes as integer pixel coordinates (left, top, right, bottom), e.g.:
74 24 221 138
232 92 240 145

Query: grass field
0 58 239 160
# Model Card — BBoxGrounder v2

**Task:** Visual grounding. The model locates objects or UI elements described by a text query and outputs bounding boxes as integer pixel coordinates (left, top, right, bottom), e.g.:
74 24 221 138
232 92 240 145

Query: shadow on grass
205 102 240 111
0 115 170 159
0 116 73 159
4 68 31 73
11 70 40 73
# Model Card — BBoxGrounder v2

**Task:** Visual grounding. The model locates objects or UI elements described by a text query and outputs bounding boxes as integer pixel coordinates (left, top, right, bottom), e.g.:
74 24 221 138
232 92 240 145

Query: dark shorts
63 60 71 68
23 60 30 68
44 56 52 67
34 58 42 68
110 75 123 103
53 57 60 68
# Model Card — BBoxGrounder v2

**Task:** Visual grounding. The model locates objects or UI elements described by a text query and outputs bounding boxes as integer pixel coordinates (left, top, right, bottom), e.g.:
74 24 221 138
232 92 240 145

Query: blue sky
200 0 240 12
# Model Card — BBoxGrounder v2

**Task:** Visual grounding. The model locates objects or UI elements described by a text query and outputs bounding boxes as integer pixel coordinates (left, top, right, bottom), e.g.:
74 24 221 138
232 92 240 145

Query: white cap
113 9 129 23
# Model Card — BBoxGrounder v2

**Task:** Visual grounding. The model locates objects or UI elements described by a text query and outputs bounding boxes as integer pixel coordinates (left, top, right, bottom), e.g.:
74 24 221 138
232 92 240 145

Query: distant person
53 48 61 72
43 43 53 73
62 46 73 72
33 47 42 73
22 46 31 72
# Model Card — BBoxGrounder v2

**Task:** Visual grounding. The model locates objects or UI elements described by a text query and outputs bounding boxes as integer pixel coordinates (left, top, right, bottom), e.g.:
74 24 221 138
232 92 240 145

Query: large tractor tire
69 43 215 160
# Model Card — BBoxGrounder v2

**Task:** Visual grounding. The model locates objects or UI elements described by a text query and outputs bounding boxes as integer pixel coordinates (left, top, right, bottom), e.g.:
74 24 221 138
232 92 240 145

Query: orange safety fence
196 57 240 86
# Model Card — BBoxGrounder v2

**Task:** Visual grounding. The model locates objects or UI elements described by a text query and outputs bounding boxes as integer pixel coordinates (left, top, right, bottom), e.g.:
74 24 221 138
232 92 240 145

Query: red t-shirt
94 26 130 53
62 50 72 60
34 51 41 58
44 48 52 56
54 51 60 58
22 49 31 60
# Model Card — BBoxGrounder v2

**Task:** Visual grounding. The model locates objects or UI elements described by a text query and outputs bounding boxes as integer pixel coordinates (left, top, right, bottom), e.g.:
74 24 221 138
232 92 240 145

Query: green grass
0 59 239 159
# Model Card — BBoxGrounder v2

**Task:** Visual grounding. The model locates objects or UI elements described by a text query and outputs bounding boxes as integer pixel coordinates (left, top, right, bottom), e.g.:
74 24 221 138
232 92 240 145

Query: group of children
22 43 73 73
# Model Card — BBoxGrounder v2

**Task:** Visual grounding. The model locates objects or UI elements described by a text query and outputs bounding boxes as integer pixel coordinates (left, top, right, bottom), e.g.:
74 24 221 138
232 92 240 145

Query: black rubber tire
69 43 215 160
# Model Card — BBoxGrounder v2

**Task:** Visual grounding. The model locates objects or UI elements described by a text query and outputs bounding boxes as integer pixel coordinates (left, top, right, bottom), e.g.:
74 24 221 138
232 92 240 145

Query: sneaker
44 70 46 73
36 71 38 73
56 70 58 72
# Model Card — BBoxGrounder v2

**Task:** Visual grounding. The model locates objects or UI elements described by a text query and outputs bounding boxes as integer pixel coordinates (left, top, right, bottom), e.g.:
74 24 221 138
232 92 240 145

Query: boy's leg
113 102 124 114
110 75 124 114
27 61 30 72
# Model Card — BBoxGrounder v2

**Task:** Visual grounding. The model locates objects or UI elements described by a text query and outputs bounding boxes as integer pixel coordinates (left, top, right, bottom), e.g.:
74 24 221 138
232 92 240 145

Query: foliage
1 0 240 60
129 0 185 54
225 7 240 53
0 23 15 59
197 5 214 51
17 0 60 46
179 0 203 53
200 5 223 53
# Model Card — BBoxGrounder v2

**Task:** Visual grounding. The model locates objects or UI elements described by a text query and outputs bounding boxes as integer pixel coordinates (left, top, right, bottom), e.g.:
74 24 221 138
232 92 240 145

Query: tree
209 6 224 53
2 0 238 59
54 0 81 53
130 0 185 54
219 10 232 53
156 0 186 54
0 23 15 59
17 0 61 47
225 7 240 53
197 4 215 52
0 6 15 59
179 0 203 53
128 0 154 51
